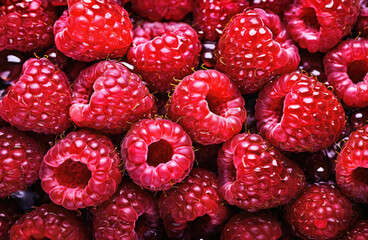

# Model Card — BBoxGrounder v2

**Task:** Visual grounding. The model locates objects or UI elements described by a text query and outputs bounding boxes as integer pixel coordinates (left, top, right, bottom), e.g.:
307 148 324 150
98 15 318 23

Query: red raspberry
218 132 306 212
159 168 229 239
343 220 368 240
0 58 72 135
0 0 56 52
50 0 67 6
220 212 282 240
54 0 133 62
285 182 354 240
9 203 89 240
215 8 300 94
355 0 368 37
283 0 360 53
335 124 368 203
132 0 194 21
70 61 156 134
92 181 161 240
0 127 44 198
192 0 249 41
39 130 122 210
324 39 368 108
127 21 201 93
0 199 21 239
167 70 246 145
249 0 293 15
121 118 195 191
255 71 345 152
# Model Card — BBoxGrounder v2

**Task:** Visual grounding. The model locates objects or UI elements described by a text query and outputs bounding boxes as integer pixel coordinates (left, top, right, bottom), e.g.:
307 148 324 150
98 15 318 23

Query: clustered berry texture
255 71 346 152
343 220 368 240
0 58 72 135
121 118 195 191
355 0 368 37
284 0 360 53
92 181 161 240
159 168 229 239
70 61 156 134
54 0 133 62
0 127 44 198
127 21 201 93
0 0 56 52
215 8 300 94
39 130 122 210
218 132 306 212
249 0 293 15
167 70 247 145
9 203 89 240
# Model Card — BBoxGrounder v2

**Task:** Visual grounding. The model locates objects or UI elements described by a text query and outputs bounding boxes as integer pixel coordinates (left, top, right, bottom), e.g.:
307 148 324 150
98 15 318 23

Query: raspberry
121 118 195 191
50 0 67 6
167 70 246 145
324 39 368 108
255 71 346 152
343 220 368 240
0 199 21 239
249 0 293 15
192 0 249 41
159 168 229 239
335 124 368 203
220 212 282 240
355 0 368 37
0 127 44 198
132 0 194 21
92 181 161 240
70 61 156 134
54 0 133 62
0 50 25 82
0 0 56 52
9 203 89 239
218 132 306 212
283 0 360 53
39 130 122 210
127 21 201 93
285 182 354 240
215 8 300 94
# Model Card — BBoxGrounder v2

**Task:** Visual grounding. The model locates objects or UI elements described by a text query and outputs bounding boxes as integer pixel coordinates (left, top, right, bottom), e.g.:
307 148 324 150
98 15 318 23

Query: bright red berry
249 0 293 15
54 0 133 62
255 71 345 152
50 0 67 6
121 118 195 191
343 220 368 240
127 21 201 93
159 168 229 239
355 0 368 37
284 0 360 53
215 8 300 94
70 61 156 134
39 130 122 210
167 70 247 145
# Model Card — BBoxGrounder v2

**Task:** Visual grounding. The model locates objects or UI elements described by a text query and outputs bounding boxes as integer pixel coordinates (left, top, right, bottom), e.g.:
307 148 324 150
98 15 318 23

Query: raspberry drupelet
92 181 161 240
39 130 122 210
215 8 300 94
355 0 368 37
343 220 368 239
249 0 293 15
167 70 247 145
0 58 72 135
159 168 229 240
121 118 195 191
127 21 201 93
255 71 346 152
70 61 156 135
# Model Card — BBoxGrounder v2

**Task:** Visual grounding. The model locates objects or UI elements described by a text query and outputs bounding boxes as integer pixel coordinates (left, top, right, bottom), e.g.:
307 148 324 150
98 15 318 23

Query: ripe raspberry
220 212 282 240
92 181 161 240
50 0 67 6
39 130 122 210
54 0 133 62
343 220 368 240
355 0 368 37
192 0 249 41
121 118 195 191
159 168 229 239
70 61 156 134
218 132 306 212
167 70 246 145
0 127 44 198
255 71 345 152
324 39 368 108
0 0 56 52
0 199 21 239
215 8 300 94
127 21 201 93
249 0 293 15
285 182 354 240
9 203 89 240
284 0 360 53
132 0 194 21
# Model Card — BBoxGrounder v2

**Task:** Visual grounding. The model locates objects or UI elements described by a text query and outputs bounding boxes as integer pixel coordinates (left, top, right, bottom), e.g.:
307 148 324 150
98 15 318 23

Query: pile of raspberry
2 0 368 239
